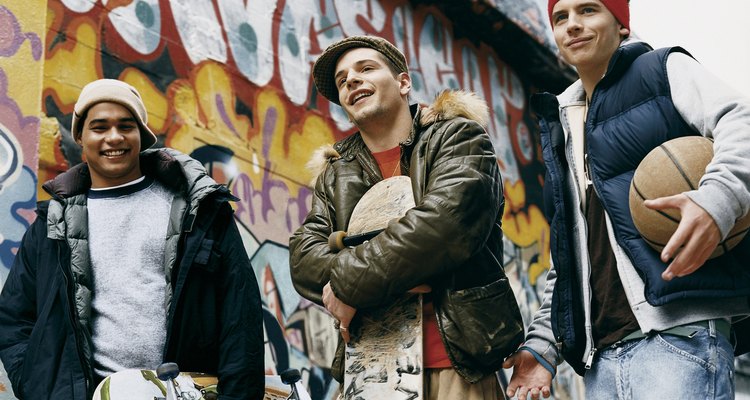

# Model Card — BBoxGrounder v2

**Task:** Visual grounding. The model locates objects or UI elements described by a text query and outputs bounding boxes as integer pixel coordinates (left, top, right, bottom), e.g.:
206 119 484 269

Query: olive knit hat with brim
71 79 158 151
312 35 408 105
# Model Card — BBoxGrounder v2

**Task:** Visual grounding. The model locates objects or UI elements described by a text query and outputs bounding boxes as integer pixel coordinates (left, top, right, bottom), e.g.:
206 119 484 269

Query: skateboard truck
328 229 383 252
155 362 182 400
280 368 302 400
155 362 221 400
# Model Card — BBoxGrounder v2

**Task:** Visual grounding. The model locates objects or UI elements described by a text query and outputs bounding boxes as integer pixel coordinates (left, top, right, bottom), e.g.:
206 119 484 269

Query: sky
629 0 750 96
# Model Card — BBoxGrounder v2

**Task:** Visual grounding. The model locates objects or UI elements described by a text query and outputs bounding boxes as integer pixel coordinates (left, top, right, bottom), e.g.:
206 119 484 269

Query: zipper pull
585 348 597 369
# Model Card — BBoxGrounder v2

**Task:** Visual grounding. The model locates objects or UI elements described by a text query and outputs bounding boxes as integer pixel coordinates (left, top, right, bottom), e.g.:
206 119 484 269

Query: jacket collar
331 89 490 159
556 40 653 108
42 148 228 205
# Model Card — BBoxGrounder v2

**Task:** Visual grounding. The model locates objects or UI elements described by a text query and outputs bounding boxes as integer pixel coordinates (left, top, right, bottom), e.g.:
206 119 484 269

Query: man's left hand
323 282 357 342
644 194 720 280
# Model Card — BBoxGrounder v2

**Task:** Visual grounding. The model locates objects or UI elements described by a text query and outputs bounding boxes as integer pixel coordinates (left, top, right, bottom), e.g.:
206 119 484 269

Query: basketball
629 136 750 259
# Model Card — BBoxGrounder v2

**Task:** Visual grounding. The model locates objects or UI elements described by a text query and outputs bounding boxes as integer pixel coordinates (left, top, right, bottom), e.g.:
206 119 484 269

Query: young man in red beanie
0 79 264 399
503 0 750 399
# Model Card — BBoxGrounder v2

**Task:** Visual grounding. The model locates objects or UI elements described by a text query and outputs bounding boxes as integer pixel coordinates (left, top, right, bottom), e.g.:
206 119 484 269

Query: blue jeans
584 321 735 399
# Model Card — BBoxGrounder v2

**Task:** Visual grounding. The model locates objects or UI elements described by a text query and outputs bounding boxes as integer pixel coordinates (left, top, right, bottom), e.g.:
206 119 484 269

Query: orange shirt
371 146 452 369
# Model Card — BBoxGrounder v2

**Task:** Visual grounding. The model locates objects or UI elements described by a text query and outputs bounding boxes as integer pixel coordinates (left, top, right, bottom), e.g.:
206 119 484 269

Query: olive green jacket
289 90 523 383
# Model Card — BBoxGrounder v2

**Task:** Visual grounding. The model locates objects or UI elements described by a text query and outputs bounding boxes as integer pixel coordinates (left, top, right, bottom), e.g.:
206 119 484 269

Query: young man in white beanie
0 79 264 399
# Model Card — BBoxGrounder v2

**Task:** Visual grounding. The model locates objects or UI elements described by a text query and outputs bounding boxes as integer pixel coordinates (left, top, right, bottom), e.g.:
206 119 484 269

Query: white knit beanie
71 79 157 151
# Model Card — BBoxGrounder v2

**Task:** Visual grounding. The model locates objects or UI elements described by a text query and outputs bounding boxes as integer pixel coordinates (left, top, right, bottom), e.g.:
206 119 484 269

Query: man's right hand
503 349 553 400
322 282 357 342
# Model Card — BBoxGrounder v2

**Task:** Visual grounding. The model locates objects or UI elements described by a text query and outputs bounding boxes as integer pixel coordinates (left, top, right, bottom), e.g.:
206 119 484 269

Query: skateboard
93 363 308 400
328 176 424 400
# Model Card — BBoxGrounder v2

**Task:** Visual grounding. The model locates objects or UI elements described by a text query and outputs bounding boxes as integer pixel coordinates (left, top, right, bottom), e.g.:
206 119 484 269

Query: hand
644 194 720 281
503 350 552 400
407 284 432 294
323 282 356 343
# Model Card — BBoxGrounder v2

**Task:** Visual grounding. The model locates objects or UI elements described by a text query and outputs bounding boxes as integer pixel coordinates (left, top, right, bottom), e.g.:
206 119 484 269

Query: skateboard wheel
328 231 347 252
156 362 180 381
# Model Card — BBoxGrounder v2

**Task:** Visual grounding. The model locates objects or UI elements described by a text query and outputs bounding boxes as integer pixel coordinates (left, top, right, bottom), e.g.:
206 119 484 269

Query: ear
619 26 630 38
398 72 412 97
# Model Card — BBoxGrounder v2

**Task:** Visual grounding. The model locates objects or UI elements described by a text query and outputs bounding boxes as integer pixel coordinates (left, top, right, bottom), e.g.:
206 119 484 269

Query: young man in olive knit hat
504 1 750 399
290 36 524 399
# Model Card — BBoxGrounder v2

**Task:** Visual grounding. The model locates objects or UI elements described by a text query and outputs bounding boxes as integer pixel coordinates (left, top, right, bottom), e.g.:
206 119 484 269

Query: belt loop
708 319 717 338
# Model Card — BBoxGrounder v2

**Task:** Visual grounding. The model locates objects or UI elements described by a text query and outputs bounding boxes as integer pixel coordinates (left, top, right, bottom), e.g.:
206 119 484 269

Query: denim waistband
619 319 731 343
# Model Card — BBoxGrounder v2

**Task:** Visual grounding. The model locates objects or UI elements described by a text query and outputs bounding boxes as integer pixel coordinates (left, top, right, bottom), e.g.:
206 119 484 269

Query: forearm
289 175 338 305
522 263 561 367
668 52 750 238
289 226 336 306
330 119 503 307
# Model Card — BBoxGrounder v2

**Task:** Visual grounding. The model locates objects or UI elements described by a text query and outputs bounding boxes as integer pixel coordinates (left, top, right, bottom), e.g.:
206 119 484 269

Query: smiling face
551 0 629 76
77 102 143 188
334 47 411 127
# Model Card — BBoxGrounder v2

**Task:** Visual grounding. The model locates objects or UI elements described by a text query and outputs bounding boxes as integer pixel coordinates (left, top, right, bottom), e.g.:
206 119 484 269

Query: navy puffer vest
539 42 750 308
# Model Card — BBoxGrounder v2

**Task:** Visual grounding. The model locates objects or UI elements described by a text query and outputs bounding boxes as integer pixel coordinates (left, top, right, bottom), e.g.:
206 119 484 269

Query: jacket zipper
58 241 94 394
355 152 382 184
585 347 597 369
581 84 604 371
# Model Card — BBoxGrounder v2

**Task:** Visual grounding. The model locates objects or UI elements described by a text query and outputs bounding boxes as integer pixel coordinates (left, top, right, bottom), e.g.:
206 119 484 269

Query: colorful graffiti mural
13 1 747 400
6 0 553 397
27 0 552 397
0 2 46 397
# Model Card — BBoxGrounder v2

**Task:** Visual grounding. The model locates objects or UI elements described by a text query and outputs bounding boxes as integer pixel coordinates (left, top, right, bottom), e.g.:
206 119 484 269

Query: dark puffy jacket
0 149 264 399
289 91 524 383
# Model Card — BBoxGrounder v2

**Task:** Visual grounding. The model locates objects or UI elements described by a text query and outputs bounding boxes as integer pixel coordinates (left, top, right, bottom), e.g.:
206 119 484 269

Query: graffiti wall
0 1 46 396
0 0 565 398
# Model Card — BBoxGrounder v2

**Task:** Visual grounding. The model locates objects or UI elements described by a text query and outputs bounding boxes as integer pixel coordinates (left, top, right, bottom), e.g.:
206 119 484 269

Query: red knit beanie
548 0 630 31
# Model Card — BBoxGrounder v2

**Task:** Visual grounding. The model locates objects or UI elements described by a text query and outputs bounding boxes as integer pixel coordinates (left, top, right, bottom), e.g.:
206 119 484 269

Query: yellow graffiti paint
37 116 64 201
44 18 101 111
120 68 168 134
502 179 551 276
167 62 255 161
293 115 336 185
0 1 45 114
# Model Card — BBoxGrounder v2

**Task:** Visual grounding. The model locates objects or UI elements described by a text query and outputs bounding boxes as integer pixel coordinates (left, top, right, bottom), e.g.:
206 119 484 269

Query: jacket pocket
439 277 524 372
193 239 220 272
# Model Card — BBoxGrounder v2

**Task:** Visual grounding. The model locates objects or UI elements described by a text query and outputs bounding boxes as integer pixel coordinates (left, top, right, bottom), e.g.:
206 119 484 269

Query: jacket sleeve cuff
518 346 556 378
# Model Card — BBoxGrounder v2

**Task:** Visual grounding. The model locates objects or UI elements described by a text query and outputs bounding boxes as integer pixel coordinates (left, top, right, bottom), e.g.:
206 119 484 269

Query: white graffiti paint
311 0 345 51
460 45 488 103
0 122 22 192
391 5 431 105
332 0 386 36
62 0 96 13
278 0 314 105
416 15 460 100
107 0 162 55
170 0 227 64
217 0 277 86
487 54 521 183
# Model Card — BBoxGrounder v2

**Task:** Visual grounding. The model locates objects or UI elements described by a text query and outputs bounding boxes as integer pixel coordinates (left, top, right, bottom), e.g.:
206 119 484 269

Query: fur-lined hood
306 90 489 186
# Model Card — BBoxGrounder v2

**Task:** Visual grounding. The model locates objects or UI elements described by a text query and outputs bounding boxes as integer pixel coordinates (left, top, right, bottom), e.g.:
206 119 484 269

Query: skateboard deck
93 369 310 400
332 176 424 400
